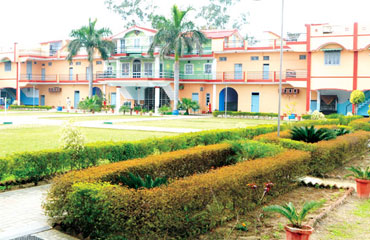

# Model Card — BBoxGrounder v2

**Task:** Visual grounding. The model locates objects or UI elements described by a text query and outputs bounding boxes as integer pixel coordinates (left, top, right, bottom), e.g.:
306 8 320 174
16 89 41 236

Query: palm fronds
345 166 370 180
118 172 168 189
291 126 336 143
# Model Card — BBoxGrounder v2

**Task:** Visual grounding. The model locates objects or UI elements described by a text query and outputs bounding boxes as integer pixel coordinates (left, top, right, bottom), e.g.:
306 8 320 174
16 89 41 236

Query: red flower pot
284 224 313 240
280 116 284 120
355 179 370 199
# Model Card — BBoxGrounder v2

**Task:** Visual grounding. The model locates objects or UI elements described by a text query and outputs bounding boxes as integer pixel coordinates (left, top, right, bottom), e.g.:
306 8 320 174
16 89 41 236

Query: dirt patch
199 187 346 240
327 152 370 178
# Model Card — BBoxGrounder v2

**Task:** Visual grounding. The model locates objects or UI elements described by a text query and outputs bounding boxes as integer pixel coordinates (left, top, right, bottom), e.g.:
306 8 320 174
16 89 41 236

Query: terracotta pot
284 224 313 240
280 116 284 120
355 179 370 198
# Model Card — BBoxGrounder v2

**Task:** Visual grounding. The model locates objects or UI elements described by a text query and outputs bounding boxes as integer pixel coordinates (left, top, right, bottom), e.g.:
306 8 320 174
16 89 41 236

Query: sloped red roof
110 25 157 39
202 29 238 39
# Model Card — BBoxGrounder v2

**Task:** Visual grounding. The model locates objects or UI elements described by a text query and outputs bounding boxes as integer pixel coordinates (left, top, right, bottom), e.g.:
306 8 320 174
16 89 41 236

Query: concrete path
0 184 76 240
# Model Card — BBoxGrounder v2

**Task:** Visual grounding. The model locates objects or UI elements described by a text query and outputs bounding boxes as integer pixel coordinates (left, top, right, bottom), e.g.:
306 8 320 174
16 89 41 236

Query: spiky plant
334 128 351 136
345 166 370 180
263 201 320 228
118 172 168 189
291 126 336 143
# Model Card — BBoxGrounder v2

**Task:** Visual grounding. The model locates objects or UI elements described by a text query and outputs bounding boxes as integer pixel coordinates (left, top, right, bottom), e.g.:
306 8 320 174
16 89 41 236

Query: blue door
251 92 260 112
27 61 32 80
234 64 242 80
310 100 317 112
41 68 45 81
111 92 116 106
74 91 80 109
40 95 45 106
263 64 269 80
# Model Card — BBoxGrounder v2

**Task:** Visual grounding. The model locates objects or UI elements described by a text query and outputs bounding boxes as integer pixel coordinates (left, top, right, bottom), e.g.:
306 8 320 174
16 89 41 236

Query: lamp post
253 0 284 136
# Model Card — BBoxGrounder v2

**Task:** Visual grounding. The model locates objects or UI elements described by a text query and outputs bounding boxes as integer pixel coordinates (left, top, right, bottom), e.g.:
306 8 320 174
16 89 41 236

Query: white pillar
116 60 121 78
212 58 217 80
154 56 160 78
212 84 217 111
17 61 21 105
154 86 160 114
115 86 121 114
317 90 320 112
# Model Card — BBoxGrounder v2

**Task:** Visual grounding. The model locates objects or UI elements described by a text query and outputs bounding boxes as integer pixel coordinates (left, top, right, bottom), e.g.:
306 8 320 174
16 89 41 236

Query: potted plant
263 201 320 240
149 110 153 116
119 105 130 115
345 166 370 198
133 106 141 115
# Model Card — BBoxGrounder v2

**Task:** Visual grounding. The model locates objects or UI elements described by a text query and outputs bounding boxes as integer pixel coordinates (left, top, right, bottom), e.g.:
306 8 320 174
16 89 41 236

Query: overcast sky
0 0 369 47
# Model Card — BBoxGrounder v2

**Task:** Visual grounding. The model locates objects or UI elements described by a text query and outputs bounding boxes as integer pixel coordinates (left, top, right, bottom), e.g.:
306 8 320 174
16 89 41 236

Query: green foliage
158 105 171 114
289 119 340 128
302 114 311 120
118 172 168 189
334 128 351 136
78 96 103 112
291 126 336 143
263 201 321 228
119 105 130 113
345 166 370 180
9 105 52 110
348 118 370 131
350 90 365 105
178 98 200 115
326 113 344 119
311 110 326 120
229 140 282 163
213 111 278 117
60 122 85 169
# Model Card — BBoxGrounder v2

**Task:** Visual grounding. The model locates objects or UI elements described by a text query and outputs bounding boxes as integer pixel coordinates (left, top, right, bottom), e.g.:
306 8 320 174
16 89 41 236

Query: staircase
357 91 370 116
162 85 174 100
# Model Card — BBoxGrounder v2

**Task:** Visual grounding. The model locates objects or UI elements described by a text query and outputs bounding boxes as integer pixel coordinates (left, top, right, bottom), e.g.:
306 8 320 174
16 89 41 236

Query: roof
201 29 238 39
40 40 63 44
110 25 157 39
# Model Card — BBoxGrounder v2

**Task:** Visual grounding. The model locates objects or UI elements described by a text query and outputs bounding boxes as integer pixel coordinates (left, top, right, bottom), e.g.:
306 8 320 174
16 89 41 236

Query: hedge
348 118 370 131
298 114 363 125
9 105 52 110
212 111 278 118
1 124 279 184
45 150 309 239
254 130 370 175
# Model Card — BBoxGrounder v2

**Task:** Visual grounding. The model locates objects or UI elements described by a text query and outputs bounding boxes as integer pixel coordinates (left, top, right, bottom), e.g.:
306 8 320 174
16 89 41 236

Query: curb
307 187 354 227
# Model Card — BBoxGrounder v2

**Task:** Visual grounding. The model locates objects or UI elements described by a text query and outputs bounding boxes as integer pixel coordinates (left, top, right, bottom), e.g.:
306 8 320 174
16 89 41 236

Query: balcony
223 40 245 50
114 46 150 55
18 49 58 58
20 74 57 82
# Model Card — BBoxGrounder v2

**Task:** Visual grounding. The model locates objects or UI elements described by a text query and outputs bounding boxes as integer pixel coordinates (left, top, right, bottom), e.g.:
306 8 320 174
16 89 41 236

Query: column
317 90 320 112
115 86 121 114
116 60 121 78
154 56 160 78
154 86 160 114
212 58 217 80
212 84 217 111
17 61 21 105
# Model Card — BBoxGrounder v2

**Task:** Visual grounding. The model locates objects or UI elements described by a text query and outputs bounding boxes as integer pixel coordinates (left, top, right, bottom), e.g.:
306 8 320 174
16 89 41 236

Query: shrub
345 166 370 180
350 90 365 105
326 113 344 119
291 126 336 143
302 114 311 120
348 118 370 131
46 150 310 239
78 96 103 112
159 105 171 114
311 110 326 120
60 122 85 169
178 98 200 115
118 172 168 189
288 119 340 128
119 105 130 114
9 105 52 110
212 111 278 118
228 140 283 162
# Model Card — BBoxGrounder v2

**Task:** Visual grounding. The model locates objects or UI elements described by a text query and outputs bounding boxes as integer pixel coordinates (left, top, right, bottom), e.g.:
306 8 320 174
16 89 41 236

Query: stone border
307 187 354 227
217 115 278 120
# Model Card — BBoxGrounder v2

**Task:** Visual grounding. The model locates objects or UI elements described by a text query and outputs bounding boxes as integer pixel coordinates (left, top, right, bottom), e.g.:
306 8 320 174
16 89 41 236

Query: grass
118 117 276 130
41 114 155 121
0 125 177 156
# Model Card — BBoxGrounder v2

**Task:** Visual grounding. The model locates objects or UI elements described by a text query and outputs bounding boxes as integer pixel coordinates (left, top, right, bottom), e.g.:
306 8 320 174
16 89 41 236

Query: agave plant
345 166 370 180
263 201 320 228
118 172 168 189
334 128 351 136
291 126 336 143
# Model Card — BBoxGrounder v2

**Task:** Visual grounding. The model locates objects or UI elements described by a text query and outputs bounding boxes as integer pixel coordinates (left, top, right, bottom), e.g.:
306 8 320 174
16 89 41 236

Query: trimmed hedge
9 105 52 110
348 118 370 131
212 111 278 117
297 115 363 125
45 150 309 239
1 125 279 184
254 130 370 175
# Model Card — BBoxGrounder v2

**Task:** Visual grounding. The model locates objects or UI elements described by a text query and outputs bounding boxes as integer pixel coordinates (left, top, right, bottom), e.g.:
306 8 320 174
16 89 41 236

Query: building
0 23 369 116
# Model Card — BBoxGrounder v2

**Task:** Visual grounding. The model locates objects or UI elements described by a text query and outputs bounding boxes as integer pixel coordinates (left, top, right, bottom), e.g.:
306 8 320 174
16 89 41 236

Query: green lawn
0 126 177 156
41 114 156 121
117 117 276 129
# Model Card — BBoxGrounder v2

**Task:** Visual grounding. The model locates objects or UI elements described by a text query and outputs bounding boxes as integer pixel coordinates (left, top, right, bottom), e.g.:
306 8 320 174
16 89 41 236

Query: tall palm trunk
88 60 94 98
173 60 180 110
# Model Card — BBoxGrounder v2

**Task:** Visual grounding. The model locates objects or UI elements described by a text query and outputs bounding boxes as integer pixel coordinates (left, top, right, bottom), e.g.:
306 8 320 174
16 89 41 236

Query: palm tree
67 18 115 98
148 5 208 111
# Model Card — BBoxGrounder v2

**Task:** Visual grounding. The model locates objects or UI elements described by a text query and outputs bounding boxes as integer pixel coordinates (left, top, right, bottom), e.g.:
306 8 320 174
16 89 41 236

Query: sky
0 0 369 47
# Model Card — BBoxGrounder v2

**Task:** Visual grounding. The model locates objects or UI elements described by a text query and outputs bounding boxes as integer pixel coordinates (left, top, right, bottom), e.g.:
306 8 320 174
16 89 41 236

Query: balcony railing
114 46 150 54
224 40 245 50
18 49 58 57
20 74 57 81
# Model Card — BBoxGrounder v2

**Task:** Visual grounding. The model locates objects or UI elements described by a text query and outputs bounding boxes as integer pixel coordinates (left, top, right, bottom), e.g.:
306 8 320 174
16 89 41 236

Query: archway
92 87 102 97
0 88 16 105
219 87 238 111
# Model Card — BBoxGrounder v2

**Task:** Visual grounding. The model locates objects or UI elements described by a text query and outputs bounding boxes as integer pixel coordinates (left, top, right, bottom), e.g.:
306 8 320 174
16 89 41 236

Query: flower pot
355 179 370 198
284 224 313 240
280 116 284 120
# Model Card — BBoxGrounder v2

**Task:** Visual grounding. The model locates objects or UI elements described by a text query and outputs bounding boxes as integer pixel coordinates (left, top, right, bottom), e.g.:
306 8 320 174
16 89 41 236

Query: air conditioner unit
200 87 204 92
293 89 300 94
323 26 333 34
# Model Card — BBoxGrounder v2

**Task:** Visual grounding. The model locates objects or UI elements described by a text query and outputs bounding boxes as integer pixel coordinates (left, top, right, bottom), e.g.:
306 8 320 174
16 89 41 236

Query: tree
148 5 208 111
67 18 115 98
179 98 200 115
350 90 365 114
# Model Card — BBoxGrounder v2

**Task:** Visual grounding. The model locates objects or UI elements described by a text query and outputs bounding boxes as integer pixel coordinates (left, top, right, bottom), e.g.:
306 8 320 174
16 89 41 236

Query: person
66 97 71 111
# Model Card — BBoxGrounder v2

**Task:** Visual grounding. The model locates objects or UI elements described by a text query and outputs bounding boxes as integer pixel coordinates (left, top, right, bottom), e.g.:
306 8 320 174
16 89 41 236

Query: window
192 93 199 103
204 63 212 74
48 62 52 66
134 38 140 47
120 39 125 53
106 66 113 75
96 61 102 65
4 61 11 72
219 57 227 61
299 55 306 60
185 64 193 74
34 61 37 64
324 51 340 65
251 56 259 61
144 62 153 76
206 93 210 106
76 62 81 65
263 56 270 61
121 63 129 76
69 62 73 66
